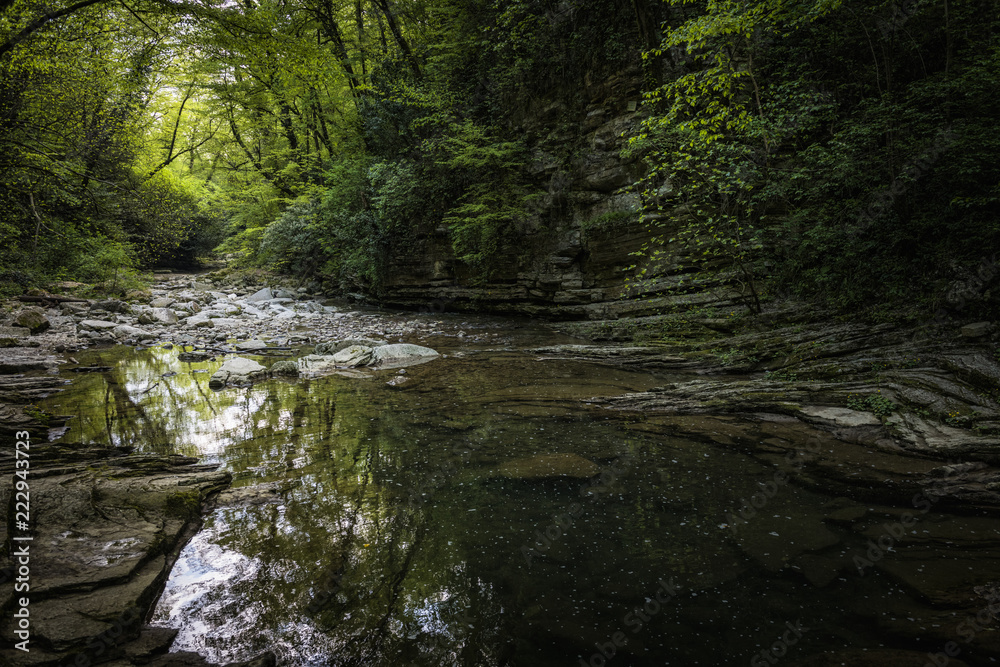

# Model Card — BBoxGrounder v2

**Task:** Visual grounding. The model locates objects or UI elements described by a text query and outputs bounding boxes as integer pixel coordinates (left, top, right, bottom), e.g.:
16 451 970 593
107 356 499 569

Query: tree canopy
1 0 997 318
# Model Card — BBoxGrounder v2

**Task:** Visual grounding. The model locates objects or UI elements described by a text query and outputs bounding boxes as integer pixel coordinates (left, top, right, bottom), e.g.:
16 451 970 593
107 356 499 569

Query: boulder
184 315 214 328
315 337 388 355
113 325 156 341
269 360 299 377
149 296 175 308
371 343 439 367
235 340 269 352
60 302 87 315
92 299 129 313
14 307 50 334
332 345 375 367
138 308 178 325
209 357 267 388
80 319 118 331
0 325 30 348
246 287 273 303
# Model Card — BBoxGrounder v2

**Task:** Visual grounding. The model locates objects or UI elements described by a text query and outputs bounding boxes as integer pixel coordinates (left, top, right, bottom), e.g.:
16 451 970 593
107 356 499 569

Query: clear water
36 322 1000 666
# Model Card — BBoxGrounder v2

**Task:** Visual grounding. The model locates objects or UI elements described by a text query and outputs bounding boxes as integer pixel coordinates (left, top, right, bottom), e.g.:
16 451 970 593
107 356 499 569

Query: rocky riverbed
3 271 1000 665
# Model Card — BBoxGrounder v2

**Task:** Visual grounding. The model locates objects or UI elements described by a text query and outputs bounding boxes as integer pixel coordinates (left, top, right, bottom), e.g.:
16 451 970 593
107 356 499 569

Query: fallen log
18 294 89 304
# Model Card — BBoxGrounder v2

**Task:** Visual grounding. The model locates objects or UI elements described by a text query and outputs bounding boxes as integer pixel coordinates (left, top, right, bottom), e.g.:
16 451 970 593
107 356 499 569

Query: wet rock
0 324 30 347
209 357 267 388
331 344 375 367
178 351 213 362
371 343 440 367
15 306 50 333
269 360 299 377
0 446 230 667
138 308 178 325
314 337 388 354
184 315 214 328
884 413 1000 462
235 339 269 352
497 453 600 479
113 324 156 341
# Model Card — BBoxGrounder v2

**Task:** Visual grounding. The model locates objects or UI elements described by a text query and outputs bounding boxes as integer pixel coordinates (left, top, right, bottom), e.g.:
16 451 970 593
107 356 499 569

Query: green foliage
423 116 538 275
70 237 149 296
847 392 896 418
628 0 1000 316
581 210 638 233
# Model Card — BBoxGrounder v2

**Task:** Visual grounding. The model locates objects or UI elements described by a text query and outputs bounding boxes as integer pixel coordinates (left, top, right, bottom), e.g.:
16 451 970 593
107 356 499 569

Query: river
33 310 1000 666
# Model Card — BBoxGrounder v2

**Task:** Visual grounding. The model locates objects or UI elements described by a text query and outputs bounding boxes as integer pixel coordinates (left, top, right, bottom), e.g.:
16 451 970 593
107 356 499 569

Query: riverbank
2 270 1000 665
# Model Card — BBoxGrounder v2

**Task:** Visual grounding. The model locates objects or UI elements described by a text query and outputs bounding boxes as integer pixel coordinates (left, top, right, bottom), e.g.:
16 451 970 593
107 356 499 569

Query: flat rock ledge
0 442 272 667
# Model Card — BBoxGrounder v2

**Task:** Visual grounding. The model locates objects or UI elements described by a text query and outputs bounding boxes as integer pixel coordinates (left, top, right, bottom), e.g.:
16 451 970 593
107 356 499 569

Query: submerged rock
497 453 600 479
209 357 267 388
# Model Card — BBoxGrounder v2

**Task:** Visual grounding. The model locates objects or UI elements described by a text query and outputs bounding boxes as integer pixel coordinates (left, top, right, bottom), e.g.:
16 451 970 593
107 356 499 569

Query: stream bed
34 314 1000 666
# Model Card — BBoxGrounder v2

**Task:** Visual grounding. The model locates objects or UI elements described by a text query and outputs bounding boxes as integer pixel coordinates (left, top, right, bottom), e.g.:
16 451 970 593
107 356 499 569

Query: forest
1 0 998 319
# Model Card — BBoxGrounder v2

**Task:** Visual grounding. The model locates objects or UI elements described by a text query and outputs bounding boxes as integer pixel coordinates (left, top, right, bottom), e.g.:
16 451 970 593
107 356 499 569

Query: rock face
0 443 233 667
209 357 267 388
14 307 50 333
366 68 741 320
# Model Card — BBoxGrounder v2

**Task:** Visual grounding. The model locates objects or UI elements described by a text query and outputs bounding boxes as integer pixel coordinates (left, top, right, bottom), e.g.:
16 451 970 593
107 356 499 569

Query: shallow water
36 319 1000 666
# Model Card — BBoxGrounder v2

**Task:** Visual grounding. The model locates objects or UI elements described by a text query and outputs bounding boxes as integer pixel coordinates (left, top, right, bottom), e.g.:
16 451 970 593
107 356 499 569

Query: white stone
246 287 273 303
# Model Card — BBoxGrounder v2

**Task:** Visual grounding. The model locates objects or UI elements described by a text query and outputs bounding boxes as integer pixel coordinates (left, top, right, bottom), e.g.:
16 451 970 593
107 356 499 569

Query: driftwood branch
18 294 89 304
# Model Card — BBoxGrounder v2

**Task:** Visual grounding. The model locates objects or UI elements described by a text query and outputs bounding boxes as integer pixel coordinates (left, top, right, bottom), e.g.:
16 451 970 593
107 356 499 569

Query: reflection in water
38 344 1000 666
